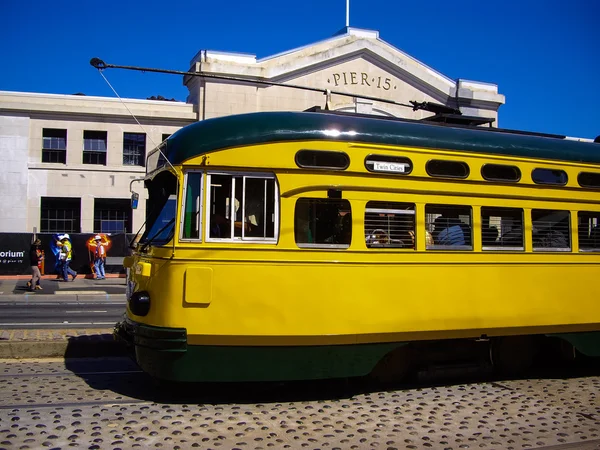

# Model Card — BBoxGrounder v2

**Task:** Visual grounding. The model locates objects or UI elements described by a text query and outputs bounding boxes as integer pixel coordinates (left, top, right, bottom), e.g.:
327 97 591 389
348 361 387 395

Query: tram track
1 356 599 450
0 398 151 410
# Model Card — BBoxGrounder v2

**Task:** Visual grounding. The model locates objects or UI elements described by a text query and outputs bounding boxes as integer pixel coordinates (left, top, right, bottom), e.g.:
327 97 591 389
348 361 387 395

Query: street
0 357 599 449
0 298 124 329
0 276 126 329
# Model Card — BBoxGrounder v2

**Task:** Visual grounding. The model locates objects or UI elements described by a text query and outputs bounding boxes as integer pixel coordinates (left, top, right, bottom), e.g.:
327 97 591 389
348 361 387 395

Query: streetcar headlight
129 291 151 316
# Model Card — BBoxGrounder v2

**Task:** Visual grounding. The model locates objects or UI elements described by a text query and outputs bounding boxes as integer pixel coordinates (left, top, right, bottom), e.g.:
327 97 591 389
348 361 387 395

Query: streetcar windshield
139 171 177 248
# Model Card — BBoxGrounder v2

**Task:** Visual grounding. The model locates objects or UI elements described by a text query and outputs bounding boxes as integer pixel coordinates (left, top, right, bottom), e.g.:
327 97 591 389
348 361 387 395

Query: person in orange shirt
93 235 107 280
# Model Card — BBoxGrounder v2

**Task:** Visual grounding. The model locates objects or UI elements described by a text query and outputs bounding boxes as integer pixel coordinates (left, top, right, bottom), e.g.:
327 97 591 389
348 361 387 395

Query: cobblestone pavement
0 358 599 449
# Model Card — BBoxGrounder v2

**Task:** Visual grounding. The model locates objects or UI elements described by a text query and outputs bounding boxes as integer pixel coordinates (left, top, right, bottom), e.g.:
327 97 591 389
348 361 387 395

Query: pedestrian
56 234 77 282
27 239 43 292
93 234 106 280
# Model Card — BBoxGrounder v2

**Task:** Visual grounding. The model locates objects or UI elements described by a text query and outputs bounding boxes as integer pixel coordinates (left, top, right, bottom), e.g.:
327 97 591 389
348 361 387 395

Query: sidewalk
0 274 127 359
0 273 126 300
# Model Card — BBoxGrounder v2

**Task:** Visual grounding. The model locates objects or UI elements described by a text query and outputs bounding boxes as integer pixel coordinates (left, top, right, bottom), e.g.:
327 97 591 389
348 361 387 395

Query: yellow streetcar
115 110 600 383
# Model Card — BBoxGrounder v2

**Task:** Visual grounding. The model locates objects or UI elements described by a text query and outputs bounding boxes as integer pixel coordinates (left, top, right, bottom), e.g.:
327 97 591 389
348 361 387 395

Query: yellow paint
126 139 600 346
135 262 152 277
184 267 213 305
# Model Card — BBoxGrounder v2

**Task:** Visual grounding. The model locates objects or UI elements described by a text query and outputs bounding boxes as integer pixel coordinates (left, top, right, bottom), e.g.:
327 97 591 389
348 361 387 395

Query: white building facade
0 28 505 234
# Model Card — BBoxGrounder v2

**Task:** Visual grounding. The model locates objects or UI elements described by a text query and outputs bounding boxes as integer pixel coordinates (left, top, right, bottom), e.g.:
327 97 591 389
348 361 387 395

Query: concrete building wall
0 28 505 234
0 92 196 233
0 114 30 232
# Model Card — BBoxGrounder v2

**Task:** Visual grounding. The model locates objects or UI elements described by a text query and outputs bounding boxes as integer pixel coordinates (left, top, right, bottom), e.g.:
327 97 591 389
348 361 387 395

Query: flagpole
346 0 350 27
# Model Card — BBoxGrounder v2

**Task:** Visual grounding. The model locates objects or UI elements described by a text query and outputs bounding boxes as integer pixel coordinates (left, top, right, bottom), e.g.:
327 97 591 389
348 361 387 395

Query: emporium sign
327 72 397 91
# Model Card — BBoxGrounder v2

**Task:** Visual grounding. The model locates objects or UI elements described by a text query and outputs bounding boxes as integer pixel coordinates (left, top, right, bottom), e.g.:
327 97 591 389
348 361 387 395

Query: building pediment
189 27 504 110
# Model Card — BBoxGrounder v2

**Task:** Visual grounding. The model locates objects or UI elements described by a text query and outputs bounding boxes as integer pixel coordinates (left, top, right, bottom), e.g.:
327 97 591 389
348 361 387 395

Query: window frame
577 172 600 189
425 204 473 251
180 171 204 242
531 168 568 186
481 206 525 251
42 128 67 164
295 150 350 170
425 159 470 179
83 130 107 165
531 209 571 252
204 171 279 244
480 164 521 183
123 132 146 166
93 198 131 233
364 201 416 250
577 211 600 252
40 197 81 233
295 197 352 249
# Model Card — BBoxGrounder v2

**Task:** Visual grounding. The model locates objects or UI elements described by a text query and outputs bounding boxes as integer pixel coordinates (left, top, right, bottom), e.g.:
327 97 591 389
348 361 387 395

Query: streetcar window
532 209 571 251
206 173 277 242
481 164 521 182
364 201 415 249
295 198 351 248
481 207 524 250
578 212 600 252
139 171 177 248
364 155 412 175
532 168 568 185
426 160 470 179
181 172 203 240
578 172 600 189
425 204 472 250
295 150 349 170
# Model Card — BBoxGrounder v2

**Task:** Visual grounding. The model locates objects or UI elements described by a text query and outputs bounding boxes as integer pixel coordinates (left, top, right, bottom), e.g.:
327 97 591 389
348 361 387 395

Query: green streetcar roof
163 111 600 165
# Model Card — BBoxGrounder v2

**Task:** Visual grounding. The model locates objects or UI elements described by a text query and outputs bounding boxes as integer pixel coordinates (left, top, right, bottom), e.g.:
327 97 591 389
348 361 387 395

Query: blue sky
1 0 598 139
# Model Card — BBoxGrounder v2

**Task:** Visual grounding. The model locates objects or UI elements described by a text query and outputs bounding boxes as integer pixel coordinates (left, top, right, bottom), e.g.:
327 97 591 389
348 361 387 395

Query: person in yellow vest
56 234 77 282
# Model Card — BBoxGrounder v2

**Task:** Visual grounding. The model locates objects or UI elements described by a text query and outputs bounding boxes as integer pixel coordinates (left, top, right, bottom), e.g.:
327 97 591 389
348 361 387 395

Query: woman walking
28 239 43 292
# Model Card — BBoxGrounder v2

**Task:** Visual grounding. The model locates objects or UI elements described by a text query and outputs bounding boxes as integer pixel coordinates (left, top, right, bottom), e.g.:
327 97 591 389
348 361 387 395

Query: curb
0 337 127 359
0 294 126 301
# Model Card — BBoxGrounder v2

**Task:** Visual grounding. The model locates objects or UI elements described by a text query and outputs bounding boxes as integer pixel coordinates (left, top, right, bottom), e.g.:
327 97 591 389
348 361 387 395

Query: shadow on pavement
63 337 375 405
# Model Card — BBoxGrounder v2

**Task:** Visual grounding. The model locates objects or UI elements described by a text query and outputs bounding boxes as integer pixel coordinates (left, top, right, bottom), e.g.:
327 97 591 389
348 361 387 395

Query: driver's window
365 201 415 249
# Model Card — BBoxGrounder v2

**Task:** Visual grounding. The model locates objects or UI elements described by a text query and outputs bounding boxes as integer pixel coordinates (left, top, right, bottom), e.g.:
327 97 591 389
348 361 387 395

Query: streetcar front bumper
113 316 187 353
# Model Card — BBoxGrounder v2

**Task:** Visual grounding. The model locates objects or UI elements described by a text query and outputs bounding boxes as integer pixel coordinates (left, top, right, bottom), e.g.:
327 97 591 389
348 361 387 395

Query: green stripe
165 112 600 166
135 342 405 382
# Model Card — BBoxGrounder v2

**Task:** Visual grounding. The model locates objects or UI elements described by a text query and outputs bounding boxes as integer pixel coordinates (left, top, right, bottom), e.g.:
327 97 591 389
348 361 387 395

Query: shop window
365 201 415 249
532 209 571 251
365 155 412 175
123 132 146 166
295 150 349 170
481 207 524 250
426 160 469 179
295 198 351 248
206 173 277 241
578 172 600 189
532 168 567 185
42 128 67 164
481 164 521 182
83 130 107 165
578 212 600 251
40 197 81 233
94 198 131 233
425 204 472 250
